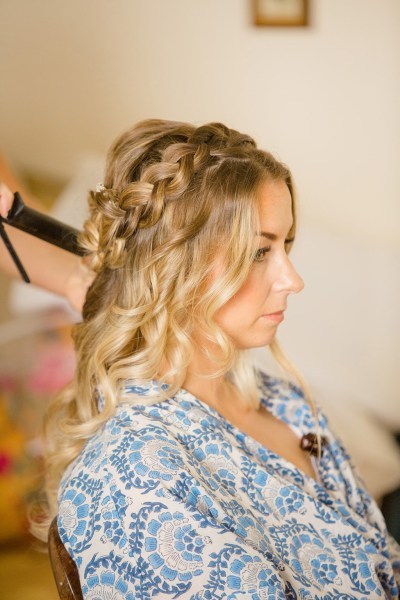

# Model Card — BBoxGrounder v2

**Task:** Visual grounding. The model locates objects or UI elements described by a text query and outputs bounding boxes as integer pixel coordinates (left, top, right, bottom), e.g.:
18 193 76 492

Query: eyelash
253 239 295 262
253 246 271 262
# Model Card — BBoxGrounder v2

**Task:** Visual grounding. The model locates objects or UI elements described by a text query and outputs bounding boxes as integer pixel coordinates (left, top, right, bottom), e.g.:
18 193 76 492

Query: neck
182 338 253 414
182 360 228 411
159 335 234 410
158 330 255 413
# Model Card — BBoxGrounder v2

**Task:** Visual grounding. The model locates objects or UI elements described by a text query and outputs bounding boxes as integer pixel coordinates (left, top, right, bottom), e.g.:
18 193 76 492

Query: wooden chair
48 517 83 600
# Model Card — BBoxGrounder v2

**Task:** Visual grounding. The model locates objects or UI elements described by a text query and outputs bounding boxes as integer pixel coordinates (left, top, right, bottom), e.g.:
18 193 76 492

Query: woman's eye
253 246 271 262
284 238 295 253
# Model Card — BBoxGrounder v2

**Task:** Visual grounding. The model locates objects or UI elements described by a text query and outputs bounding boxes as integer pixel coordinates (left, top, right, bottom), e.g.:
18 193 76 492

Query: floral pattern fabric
58 372 400 598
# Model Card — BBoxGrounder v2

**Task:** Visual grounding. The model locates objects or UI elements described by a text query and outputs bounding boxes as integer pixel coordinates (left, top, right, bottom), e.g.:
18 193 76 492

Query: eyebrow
258 232 295 242
259 231 277 241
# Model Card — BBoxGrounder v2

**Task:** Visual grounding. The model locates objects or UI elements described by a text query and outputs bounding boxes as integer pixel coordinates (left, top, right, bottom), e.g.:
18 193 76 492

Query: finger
0 183 14 218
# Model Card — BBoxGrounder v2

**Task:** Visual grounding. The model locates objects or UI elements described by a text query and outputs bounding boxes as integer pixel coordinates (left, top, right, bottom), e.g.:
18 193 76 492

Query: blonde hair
34 119 320 541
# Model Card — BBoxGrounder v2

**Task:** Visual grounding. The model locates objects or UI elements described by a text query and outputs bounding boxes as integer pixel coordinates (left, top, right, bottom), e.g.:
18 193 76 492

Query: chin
236 332 277 350
252 337 275 349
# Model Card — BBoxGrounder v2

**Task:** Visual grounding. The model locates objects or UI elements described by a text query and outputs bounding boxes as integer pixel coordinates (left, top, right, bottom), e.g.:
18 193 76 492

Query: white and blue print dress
58 372 400 598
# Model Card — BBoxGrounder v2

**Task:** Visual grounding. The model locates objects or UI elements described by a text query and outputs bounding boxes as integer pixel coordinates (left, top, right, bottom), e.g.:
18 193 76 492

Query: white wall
1 0 399 248
0 1 399 471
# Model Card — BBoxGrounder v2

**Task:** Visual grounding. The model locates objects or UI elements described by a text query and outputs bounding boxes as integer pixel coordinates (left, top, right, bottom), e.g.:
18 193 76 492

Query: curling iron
0 192 84 283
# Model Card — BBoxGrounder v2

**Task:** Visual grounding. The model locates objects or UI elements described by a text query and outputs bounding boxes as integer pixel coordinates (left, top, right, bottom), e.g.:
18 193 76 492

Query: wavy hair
34 119 320 541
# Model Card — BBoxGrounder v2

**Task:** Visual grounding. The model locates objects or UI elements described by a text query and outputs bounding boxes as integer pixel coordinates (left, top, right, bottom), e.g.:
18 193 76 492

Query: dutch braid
80 121 259 271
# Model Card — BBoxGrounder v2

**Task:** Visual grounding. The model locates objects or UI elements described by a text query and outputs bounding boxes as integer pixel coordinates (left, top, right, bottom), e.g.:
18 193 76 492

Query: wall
0 0 399 247
0 1 399 433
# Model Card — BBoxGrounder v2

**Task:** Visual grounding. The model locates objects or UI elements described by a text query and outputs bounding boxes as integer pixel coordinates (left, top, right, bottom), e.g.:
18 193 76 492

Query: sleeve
317 404 400 585
58 426 291 600
256 370 400 579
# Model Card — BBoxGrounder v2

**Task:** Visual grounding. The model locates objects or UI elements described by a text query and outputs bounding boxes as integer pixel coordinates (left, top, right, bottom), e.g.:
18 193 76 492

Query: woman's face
215 179 304 349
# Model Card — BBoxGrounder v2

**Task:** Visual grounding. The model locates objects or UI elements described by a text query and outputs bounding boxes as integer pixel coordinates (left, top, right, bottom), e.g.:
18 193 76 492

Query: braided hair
82 121 291 269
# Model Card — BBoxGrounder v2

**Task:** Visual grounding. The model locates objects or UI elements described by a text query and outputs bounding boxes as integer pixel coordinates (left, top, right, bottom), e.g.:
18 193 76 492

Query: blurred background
0 1 399 598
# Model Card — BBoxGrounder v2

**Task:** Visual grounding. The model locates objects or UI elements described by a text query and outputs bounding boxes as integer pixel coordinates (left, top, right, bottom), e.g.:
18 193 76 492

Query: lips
262 310 285 322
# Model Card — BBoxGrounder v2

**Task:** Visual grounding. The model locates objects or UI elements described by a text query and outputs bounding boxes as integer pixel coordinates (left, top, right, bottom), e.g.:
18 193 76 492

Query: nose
274 256 304 295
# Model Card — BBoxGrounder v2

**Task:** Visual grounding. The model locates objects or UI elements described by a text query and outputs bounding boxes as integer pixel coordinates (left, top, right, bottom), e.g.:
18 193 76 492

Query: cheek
214 274 262 328
235 266 271 301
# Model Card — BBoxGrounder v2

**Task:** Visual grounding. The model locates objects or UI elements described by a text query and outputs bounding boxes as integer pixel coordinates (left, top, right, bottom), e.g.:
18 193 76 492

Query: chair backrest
48 516 83 600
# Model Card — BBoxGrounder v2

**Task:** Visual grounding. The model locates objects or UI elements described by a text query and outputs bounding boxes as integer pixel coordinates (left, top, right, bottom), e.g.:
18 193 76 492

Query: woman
33 120 399 598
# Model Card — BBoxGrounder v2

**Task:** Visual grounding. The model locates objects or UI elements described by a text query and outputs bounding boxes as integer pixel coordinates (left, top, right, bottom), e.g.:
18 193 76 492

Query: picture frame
253 0 309 27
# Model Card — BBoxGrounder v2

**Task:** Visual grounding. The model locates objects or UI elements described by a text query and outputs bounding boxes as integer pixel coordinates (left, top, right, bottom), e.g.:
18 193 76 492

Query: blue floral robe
58 372 400 598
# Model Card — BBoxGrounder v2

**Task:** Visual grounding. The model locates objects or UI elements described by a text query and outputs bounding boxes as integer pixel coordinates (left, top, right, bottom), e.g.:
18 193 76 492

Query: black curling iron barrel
0 192 85 283
2 192 84 256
